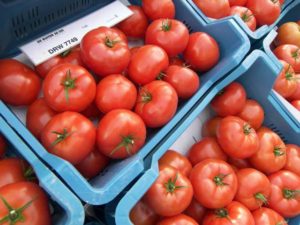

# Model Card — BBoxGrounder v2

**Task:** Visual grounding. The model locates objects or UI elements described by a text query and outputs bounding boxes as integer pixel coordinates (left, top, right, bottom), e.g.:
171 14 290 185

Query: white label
20 1 133 66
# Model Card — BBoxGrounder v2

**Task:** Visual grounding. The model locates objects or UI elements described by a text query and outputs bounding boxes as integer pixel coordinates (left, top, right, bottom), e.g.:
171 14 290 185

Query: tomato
273 60 298 98
97 109 146 159
217 116 259 159
41 111 96 165
229 0 247 6
203 201 255 225
145 19 189 57
274 44 300 73
117 5 148 39
135 80 178 128
142 0 175 20
185 198 206 223
237 99 264 130
230 6 256 31
159 150 192 177
246 0 280 26
75 149 109 179
81 101 102 119
183 32 220 72
235 168 271 211
169 56 185 66
291 100 300 111
228 157 251 169
252 207 287 225
288 74 300 101
0 158 34 188
190 159 237 209
35 46 84 78
284 144 300 176
0 59 41 106
95 74 137 113
279 0 285 4
192 0 230 19
164 65 200 99
268 170 300 218
275 22 300 47
0 182 51 225
26 98 56 139
128 45 169 85
43 64 96 112
211 82 247 116
0 135 6 158
144 165 193 217
157 214 198 225
202 117 222 137
80 27 130 76
187 137 227 166
130 199 160 225
249 127 286 174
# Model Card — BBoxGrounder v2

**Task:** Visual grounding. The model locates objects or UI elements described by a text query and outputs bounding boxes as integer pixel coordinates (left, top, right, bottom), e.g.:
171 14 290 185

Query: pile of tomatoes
130 82 300 225
272 21 300 112
192 0 285 31
0 135 51 225
0 0 220 180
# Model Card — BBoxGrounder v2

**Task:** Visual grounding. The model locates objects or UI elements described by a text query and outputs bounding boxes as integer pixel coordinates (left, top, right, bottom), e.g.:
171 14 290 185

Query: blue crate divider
0 0 250 205
0 116 85 225
106 50 300 225
186 0 296 41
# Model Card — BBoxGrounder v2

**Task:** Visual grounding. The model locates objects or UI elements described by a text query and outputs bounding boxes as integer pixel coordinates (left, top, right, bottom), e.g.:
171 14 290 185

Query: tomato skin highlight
275 22 300 48
274 44 300 73
252 207 287 225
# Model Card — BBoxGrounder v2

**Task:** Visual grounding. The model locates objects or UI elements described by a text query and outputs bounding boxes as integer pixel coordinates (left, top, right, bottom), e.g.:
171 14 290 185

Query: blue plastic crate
0 116 85 225
106 50 300 225
0 0 250 205
186 0 296 41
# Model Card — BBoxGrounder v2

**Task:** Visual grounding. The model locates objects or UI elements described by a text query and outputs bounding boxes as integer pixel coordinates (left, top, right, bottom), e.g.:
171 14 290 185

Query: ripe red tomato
187 137 228 166
95 74 137 113
128 45 169 85
228 157 251 169
183 32 220 72
275 22 300 47
158 150 192 177
0 135 6 158
144 165 193 217
35 46 84 78
117 5 148 39
202 117 222 137
81 101 102 119
274 60 298 98
130 199 160 225
80 27 130 76
135 80 178 128
203 201 255 225
43 64 96 112
26 98 56 139
41 111 96 165
274 45 300 73
190 159 237 209
211 82 247 116
291 100 300 111
229 0 247 6
164 65 200 99
237 99 264 130
142 0 175 20
284 144 300 176
145 19 189 57
185 198 206 223
252 207 287 225
230 6 257 31
249 127 286 174
97 109 146 159
235 168 271 211
268 170 300 218
0 158 33 188
0 59 41 106
217 116 259 159
288 74 300 101
246 0 280 26
192 0 230 19
169 56 185 66
0 182 51 225
157 214 198 225
75 149 109 179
